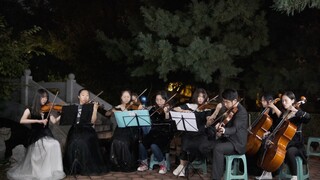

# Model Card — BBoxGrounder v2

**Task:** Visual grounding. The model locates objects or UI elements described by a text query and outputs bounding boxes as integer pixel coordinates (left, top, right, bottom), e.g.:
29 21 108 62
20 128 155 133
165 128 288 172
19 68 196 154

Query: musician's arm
223 109 247 136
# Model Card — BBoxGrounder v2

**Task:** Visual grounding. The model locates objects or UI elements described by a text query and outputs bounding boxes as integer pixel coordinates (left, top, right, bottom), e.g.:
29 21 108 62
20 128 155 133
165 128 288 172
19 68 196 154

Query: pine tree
272 0 320 15
98 0 269 91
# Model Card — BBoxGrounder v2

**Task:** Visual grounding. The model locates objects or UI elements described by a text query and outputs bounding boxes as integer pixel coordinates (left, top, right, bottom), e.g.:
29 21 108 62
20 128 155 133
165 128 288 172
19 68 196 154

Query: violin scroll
294 96 307 109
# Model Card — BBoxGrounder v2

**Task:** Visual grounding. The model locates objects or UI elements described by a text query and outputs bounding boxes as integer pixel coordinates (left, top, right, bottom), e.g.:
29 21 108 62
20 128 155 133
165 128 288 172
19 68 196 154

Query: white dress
7 112 65 180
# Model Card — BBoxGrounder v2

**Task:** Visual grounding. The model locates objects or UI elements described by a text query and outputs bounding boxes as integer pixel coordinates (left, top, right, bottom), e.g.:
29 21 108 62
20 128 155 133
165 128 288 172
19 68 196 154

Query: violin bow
125 88 148 110
193 95 219 113
88 91 104 103
45 91 59 121
150 93 177 116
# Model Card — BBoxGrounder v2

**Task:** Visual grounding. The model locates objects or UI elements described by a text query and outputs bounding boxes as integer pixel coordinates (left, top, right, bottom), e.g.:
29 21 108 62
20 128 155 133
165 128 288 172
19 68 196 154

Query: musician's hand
266 139 273 146
215 122 221 130
216 127 225 137
163 106 170 113
40 119 48 126
206 119 212 127
263 131 270 139
93 102 99 110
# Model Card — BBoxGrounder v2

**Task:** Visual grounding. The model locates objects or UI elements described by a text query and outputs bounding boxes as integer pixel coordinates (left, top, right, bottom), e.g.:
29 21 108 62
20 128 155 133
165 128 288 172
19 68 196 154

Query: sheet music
170 111 198 132
114 110 151 128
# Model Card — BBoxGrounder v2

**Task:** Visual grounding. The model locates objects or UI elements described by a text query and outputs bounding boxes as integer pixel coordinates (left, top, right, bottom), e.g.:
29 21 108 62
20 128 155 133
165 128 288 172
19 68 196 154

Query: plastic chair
191 158 207 174
149 153 170 170
278 156 309 180
307 136 320 157
224 154 248 180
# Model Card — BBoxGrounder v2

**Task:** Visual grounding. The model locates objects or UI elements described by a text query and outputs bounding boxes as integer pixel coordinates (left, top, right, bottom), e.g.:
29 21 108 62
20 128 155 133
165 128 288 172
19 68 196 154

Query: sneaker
173 164 185 176
178 169 185 177
291 176 298 180
137 163 148 172
255 171 272 180
159 165 167 174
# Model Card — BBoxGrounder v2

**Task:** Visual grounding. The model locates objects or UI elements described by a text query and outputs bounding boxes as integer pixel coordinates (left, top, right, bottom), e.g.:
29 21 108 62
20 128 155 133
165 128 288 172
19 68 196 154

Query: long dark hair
31 89 49 115
154 90 168 107
191 88 208 104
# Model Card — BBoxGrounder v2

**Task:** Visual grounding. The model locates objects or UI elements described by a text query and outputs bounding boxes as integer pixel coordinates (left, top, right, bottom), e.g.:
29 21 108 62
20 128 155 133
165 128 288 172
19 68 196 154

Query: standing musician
258 91 310 180
7 89 65 180
199 89 248 180
109 90 143 172
63 88 109 175
137 90 176 174
172 88 213 177
247 93 281 179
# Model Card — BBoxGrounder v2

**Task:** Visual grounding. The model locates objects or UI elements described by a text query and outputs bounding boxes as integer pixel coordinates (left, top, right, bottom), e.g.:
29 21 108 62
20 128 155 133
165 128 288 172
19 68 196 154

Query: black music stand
169 111 203 180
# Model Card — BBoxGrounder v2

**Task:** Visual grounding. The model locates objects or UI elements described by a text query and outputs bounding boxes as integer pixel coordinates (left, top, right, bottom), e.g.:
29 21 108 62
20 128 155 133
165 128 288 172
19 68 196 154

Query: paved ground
1 153 319 179
61 156 320 180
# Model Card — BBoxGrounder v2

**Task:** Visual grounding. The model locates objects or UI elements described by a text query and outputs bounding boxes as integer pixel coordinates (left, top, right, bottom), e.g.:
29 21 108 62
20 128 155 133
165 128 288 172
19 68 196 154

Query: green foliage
0 16 43 100
98 0 269 91
272 0 320 15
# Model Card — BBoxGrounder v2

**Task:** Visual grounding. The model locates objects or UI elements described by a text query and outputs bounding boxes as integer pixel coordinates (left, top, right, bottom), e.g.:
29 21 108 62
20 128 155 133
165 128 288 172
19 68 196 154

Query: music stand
169 111 203 180
60 104 94 125
170 111 198 132
114 110 151 128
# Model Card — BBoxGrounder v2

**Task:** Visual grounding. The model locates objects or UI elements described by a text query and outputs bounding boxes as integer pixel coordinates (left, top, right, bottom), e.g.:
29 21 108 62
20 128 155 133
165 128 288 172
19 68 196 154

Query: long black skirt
63 124 109 175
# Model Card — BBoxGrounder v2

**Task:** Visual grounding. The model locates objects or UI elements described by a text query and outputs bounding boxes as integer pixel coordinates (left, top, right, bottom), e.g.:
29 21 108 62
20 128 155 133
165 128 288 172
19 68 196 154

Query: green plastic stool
307 136 320 157
224 154 248 180
278 156 309 180
149 153 170 170
191 158 207 174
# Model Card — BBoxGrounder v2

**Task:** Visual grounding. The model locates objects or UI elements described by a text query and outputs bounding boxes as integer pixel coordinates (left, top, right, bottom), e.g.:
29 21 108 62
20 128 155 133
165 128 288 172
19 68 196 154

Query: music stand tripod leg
184 151 204 180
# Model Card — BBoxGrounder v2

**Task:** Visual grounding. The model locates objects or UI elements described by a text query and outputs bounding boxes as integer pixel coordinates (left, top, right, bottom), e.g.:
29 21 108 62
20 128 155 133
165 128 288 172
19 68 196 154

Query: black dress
109 107 140 172
178 104 212 162
63 104 109 175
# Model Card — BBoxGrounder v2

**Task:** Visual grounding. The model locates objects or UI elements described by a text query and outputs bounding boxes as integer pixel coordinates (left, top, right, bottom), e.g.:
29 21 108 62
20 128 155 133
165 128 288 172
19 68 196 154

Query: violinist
109 90 142 172
172 88 212 177
260 91 310 180
7 89 65 180
63 88 109 175
199 89 248 180
137 90 175 174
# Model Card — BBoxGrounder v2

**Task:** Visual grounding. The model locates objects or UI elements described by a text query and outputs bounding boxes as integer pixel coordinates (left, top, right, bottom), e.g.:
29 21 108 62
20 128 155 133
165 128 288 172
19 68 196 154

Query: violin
197 102 217 111
125 102 141 110
195 95 219 112
217 107 238 130
41 103 63 113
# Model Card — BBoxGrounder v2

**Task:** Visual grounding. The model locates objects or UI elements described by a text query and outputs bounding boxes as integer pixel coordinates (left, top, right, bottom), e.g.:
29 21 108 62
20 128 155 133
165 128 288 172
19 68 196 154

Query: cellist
252 93 281 179
258 91 311 180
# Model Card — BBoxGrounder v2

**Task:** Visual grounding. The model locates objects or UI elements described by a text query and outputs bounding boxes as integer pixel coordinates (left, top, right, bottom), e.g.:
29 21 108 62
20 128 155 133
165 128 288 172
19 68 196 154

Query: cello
246 98 280 156
258 96 306 172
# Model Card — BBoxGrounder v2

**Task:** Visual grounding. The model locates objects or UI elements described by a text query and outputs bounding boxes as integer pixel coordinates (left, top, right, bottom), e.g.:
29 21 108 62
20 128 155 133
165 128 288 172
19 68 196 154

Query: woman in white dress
7 89 65 180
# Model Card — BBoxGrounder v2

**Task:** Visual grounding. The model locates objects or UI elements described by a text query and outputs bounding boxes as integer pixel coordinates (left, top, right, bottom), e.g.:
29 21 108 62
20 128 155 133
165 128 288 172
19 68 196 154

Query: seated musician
137 90 175 174
109 90 143 172
258 91 310 180
249 93 281 179
172 88 213 177
199 89 248 180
